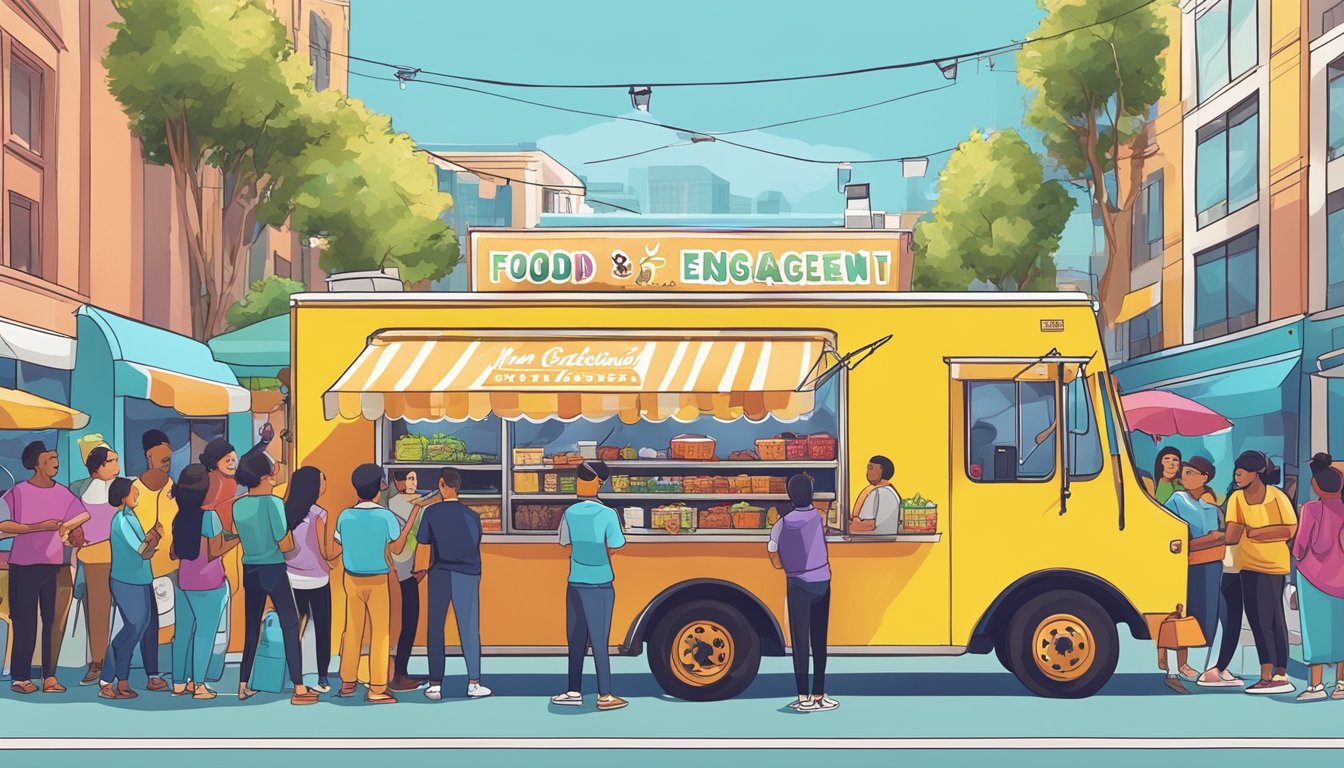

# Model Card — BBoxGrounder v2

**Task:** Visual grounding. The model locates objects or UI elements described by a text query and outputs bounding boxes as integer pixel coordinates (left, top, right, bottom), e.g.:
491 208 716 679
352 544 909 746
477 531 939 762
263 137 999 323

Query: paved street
3 637 1343 765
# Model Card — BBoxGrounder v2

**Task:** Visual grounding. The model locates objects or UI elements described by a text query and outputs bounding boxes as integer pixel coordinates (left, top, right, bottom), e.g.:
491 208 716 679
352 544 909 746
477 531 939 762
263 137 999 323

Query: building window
9 54 43 153
7 194 40 277
1195 95 1258 229
1331 59 1344 161
309 12 332 92
1132 172 1164 265
1126 305 1164 358
1194 229 1258 341
965 380 1057 483
1196 0 1257 103
1328 190 1344 309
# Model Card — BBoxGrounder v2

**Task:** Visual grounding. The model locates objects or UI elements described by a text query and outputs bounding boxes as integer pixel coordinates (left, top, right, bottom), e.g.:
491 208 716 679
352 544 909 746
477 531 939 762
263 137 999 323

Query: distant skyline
349 0 1098 272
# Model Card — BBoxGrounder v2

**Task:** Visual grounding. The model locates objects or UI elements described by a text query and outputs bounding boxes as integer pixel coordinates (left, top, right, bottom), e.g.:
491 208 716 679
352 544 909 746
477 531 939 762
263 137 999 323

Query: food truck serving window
353 330 847 538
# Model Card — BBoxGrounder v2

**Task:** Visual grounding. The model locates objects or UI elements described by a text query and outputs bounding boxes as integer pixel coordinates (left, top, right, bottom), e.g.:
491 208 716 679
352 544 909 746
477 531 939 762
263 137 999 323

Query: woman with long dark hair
100 478 155 700
1292 453 1344 701
1152 447 1183 505
1224 451 1297 695
169 464 238 699
284 466 339 693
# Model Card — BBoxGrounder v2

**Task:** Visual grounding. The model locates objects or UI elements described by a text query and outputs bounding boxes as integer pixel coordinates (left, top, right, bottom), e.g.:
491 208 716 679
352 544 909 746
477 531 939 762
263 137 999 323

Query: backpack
247 609 289 693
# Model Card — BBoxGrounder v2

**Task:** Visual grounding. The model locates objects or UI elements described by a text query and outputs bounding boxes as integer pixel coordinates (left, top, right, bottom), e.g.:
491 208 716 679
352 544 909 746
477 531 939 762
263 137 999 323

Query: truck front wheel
1003 590 1119 699
647 599 761 702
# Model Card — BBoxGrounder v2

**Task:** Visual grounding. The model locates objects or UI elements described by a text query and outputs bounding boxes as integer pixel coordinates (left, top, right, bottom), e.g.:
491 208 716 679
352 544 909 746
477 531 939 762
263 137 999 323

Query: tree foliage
1017 0 1172 325
227 276 305 329
914 130 1075 291
105 0 456 339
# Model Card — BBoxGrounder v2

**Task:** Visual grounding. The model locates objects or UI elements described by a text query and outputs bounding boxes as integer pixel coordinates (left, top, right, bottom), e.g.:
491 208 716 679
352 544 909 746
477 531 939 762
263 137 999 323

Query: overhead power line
334 0 1156 89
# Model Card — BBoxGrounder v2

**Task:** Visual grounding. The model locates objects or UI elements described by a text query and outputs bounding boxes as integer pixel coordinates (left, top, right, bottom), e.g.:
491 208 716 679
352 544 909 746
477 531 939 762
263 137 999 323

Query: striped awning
116 362 251 417
324 332 829 423
0 387 89 431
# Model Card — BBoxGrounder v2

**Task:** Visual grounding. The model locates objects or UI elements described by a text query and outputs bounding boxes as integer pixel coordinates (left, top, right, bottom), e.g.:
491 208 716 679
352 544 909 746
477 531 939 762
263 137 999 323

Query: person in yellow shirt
1224 450 1297 696
129 430 177 692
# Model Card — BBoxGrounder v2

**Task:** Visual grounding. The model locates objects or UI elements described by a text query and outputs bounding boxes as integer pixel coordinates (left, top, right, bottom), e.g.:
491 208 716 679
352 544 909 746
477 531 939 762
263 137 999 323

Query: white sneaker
1296 685 1328 702
424 685 442 701
797 695 839 712
550 691 582 706
1196 668 1244 688
467 683 492 699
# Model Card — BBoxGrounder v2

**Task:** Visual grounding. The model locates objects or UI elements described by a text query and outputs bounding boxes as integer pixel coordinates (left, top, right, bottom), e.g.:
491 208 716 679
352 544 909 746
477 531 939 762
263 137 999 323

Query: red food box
698 510 732 529
782 433 808 461
807 433 837 461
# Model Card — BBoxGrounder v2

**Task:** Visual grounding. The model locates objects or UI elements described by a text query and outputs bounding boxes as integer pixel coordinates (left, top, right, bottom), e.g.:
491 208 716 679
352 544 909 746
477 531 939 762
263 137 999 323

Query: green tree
105 0 457 339
914 130 1076 291
227 275 305 329
1017 0 1172 326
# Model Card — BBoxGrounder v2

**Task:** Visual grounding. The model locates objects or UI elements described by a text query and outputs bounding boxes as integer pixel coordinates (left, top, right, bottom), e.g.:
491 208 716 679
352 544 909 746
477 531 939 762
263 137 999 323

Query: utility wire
706 82 956 136
336 0 1156 89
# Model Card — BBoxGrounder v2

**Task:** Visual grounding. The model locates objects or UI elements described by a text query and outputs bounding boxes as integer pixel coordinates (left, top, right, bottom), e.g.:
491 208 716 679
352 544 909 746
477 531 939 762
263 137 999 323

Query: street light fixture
936 59 958 81
902 157 929 178
837 162 853 193
629 86 652 112
395 67 421 90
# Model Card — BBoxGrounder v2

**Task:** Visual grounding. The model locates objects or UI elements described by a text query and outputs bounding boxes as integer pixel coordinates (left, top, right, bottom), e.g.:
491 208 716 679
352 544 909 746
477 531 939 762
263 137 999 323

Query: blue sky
349 0 1097 272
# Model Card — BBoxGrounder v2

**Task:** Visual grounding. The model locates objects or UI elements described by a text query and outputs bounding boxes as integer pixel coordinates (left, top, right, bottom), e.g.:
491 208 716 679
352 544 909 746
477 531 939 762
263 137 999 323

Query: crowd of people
1148 447 1344 700
7 424 1339 708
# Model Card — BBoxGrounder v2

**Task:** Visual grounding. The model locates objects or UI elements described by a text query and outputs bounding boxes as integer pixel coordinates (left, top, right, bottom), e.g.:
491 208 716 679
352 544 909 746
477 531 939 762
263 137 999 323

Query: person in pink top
283 466 340 693
0 441 89 695
1292 453 1344 702
169 463 239 699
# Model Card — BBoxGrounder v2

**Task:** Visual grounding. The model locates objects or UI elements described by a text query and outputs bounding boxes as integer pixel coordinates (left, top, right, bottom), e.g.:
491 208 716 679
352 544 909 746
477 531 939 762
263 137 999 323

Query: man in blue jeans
551 461 627 711
416 468 491 701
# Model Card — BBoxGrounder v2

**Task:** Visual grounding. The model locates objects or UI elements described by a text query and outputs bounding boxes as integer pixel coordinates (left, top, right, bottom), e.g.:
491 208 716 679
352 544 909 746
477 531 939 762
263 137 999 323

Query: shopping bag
248 610 288 693
1156 604 1207 649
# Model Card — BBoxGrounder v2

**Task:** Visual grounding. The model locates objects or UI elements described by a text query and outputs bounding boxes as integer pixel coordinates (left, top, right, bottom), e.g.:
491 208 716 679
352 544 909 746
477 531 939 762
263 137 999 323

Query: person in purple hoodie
767 473 837 712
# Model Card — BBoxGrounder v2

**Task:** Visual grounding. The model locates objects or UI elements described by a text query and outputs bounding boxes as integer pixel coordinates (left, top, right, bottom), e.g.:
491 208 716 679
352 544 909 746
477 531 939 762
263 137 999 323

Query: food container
514 505 564 530
768 477 788 495
782 433 808 461
542 473 559 494
467 503 501 519
559 475 577 494
698 509 732 528
755 438 786 461
623 507 647 529
427 434 467 463
732 510 764 529
620 446 639 461
481 518 503 533
713 477 732 495
577 441 598 460
807 433 838 461
751 476 773 495
394 434 428 462
513 447 544 466
731 475 752 494
680 507 696 531
598 446 622 461
638 447 658 459
670 435 717 461
656 450 669 460
729 450 759 461
513 471 540 494
900 498 939 534
611 475 631 493
651 506 682 532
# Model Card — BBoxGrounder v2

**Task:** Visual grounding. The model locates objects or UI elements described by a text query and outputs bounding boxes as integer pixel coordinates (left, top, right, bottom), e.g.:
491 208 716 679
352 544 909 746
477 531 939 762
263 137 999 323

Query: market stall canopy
76 306 250 417
207 315 290 379
1114 282 1161 325
1120 389 1233 442
324 332 830 423
0 387 89 430
0 317 76 370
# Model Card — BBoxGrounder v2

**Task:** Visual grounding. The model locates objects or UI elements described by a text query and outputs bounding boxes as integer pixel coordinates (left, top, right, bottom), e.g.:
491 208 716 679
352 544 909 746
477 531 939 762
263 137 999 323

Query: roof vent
326 268 403 293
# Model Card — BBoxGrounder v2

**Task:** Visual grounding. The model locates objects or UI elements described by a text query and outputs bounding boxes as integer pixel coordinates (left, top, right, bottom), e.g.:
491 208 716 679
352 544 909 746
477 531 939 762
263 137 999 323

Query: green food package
395 435 428 462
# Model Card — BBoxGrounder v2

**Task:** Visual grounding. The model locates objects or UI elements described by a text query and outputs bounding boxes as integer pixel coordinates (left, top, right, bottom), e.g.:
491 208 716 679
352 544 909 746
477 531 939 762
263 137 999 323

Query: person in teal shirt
231 452 316 705
551 461 627 711
101 478 159 700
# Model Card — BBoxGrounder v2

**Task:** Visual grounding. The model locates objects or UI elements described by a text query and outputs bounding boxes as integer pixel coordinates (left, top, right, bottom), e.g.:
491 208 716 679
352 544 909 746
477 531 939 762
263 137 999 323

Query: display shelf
384 462 503 471
509 492 837 502
511 460 839 471
461 493 504 500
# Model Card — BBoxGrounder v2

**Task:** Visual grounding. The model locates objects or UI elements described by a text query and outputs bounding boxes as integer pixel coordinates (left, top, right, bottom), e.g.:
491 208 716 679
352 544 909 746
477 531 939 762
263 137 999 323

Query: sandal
290 691 319 705
42 678 66 694
1163 676 1190 694
193 686 218 701
10 681 38 695
238 686 259 701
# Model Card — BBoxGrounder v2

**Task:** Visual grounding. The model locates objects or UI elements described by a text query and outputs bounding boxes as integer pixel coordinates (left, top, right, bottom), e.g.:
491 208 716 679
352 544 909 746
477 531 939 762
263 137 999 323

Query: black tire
646 599 762 702
1003 590 1119 699
994 629 1013 673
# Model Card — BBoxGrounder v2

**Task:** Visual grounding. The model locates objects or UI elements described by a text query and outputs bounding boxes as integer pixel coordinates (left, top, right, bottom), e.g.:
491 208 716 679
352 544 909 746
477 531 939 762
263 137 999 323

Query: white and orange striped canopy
324 332 830 423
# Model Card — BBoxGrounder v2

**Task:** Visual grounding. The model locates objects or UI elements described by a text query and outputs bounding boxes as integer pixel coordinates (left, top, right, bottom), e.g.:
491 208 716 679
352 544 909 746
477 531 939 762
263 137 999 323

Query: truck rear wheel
647 599 761 702
1003 590 1118 699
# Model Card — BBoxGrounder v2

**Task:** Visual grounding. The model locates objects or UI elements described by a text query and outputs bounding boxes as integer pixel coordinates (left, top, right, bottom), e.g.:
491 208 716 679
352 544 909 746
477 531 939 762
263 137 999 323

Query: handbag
1155 604 1207 649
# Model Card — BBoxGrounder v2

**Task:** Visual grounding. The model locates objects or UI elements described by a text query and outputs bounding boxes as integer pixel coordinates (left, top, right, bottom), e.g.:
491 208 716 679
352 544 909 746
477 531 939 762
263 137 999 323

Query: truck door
947 355 1101 642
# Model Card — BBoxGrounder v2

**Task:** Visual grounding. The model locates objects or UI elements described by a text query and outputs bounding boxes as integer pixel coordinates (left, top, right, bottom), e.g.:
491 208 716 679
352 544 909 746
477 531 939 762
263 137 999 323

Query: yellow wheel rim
1033 613 1096 682
669 619 735 687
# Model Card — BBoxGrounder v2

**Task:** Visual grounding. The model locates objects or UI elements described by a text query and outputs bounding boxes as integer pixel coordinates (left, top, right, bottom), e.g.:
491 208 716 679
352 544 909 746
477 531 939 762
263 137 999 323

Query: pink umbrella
1120 390 1233 443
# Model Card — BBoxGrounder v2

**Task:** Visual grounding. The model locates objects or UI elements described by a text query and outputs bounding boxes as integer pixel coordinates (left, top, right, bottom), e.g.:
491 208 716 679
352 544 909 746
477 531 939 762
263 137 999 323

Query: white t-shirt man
857 485 902 535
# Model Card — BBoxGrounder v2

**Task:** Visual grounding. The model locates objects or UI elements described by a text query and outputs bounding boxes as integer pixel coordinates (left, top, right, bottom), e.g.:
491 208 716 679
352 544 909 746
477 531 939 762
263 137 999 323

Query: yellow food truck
290 228 1186 701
